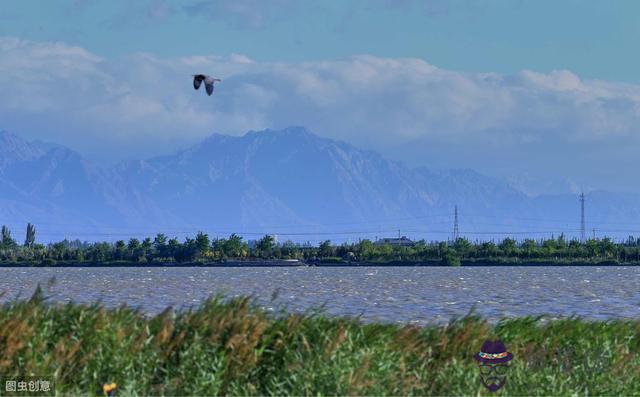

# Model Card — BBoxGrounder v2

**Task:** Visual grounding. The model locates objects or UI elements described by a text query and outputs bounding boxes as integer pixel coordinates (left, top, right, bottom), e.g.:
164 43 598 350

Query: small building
374 236 414 247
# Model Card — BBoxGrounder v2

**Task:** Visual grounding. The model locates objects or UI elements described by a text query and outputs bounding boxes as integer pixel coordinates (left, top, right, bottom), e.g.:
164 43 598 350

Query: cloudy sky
1 1 640 195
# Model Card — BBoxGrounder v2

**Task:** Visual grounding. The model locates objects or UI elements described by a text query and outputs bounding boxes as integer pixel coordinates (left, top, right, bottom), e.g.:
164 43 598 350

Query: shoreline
1 259 638 267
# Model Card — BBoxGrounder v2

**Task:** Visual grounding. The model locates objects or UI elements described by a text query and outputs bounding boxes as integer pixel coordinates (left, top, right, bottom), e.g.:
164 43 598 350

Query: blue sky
3 0 640 82
1 1 640 194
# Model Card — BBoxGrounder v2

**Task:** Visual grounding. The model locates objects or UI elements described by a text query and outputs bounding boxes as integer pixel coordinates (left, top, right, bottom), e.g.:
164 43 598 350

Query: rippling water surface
1 266 639 324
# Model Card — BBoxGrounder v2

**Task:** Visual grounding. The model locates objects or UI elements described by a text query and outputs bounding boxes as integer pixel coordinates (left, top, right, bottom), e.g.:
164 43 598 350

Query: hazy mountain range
1 127 639 243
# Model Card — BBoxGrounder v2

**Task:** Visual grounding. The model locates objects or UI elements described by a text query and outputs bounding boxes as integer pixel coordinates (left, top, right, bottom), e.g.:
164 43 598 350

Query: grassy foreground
1 290 639 396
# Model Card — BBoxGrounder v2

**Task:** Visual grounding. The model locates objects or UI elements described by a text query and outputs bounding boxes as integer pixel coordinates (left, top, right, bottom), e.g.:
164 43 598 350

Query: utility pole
453 205 459 241
580 193 586 243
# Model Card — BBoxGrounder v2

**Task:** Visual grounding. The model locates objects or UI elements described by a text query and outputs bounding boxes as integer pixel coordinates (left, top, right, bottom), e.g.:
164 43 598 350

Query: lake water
1 266 639 325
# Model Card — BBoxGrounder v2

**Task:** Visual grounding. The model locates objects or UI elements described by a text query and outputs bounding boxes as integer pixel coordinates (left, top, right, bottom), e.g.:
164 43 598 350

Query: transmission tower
453 205 459 241
580 192 585 242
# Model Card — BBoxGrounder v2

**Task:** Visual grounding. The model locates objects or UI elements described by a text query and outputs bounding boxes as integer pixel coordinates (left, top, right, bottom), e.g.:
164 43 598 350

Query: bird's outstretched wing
204 76 221 95
193 75 203 90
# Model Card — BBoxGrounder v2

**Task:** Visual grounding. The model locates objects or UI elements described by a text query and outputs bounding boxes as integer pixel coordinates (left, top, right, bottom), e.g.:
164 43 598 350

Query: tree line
1 224 640 265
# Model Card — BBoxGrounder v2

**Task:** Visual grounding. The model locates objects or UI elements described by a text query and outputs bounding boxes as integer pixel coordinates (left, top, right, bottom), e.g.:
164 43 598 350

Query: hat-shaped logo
474 339 513 392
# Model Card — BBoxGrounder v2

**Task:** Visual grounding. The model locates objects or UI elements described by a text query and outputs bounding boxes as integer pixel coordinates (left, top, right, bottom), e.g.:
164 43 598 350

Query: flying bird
193 74 222 96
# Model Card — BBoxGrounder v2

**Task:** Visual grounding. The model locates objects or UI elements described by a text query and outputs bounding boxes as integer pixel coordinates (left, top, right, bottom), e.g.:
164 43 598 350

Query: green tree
91 242 110 262
556 233 567 250
442 253 461 267
541 238 557 258
256 235 275 258
453 237 472 258
521 239 537 258
114 240 126 260
568 239 583 258
153 233 168 257
280 240 300 259
437 241 449 258
1 225 16 248
181 237 199 261
211 238 227 259
318 240 333 258
499 238 518 257
194 232 210 258
585 239 598 257
224 233 245 257
355 239 375 260
50 242 67 260
127 238 140 252
377 243 393 259
167 238 180 259
24 223 36 248
599 237 616 258
141 238 152 255
127 238 143 261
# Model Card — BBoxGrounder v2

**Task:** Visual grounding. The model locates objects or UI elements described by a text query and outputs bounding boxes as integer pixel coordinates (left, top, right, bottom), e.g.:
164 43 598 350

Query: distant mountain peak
0 129 46 165
2 126 640 241
246 126 328 144
199 126 315 146
0 129 24 144
277 125 313 135
249 126 312 136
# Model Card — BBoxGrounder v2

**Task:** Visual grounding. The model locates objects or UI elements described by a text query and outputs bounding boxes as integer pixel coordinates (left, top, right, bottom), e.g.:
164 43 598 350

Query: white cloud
147 0 174 20
182 0 299 29
1 36 640 191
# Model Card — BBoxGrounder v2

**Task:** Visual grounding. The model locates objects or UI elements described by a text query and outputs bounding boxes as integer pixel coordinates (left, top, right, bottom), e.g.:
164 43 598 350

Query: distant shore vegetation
1 223 640 266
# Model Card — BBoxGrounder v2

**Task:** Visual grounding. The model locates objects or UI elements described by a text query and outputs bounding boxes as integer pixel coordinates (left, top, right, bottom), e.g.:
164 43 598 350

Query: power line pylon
580 192 586 242
453 205 459 241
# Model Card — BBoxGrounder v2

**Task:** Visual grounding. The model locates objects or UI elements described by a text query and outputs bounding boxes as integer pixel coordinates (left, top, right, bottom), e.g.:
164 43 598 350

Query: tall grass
1 288 638 395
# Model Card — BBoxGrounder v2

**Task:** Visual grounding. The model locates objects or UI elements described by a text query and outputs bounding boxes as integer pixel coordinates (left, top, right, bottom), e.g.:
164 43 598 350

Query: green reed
0 287 638 396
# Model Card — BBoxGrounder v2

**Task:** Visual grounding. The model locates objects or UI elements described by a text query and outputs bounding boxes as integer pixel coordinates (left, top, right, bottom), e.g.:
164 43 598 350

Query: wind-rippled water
1 266 639 325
